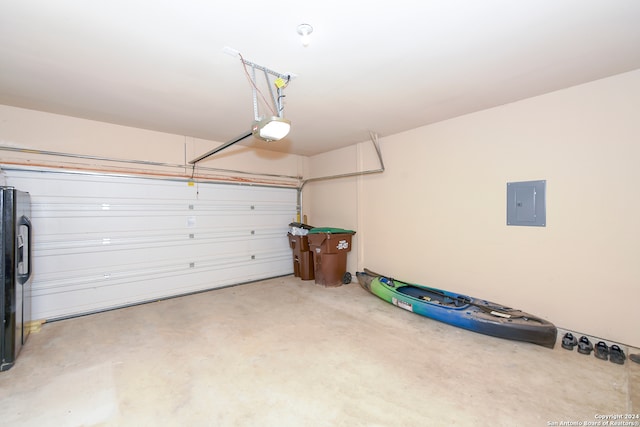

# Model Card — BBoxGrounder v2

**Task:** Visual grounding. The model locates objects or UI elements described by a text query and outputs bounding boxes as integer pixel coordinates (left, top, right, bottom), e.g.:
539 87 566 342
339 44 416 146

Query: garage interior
1 2 640 425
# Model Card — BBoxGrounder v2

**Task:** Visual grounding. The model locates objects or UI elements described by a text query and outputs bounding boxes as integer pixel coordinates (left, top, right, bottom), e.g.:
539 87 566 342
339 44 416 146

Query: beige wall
305 69 640 347
0 105 304 183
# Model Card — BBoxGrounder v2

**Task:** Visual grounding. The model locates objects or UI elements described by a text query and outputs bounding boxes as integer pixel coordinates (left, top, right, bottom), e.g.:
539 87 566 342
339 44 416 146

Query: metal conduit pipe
296 131 385 222
1 133 384 215
0 145 301 181
0 165 298 191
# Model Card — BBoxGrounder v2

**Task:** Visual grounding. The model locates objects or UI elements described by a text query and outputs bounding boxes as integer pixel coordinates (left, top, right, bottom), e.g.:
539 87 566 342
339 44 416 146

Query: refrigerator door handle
17 215 32 285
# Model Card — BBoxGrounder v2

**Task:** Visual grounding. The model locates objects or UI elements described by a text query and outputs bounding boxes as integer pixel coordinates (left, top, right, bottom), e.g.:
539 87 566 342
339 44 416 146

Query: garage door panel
4 167 297 320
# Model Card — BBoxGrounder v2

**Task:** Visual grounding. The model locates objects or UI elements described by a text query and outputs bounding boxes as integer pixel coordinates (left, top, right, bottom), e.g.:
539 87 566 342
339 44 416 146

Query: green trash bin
307 227 356 287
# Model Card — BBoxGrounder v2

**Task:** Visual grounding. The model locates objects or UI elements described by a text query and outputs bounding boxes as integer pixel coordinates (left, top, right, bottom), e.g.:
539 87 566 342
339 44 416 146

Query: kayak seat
379 277 395 288
398 286 452 306
454 297 472 307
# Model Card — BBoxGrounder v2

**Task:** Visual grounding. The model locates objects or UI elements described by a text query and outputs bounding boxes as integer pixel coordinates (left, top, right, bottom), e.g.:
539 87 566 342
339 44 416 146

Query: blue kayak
356 269 557 348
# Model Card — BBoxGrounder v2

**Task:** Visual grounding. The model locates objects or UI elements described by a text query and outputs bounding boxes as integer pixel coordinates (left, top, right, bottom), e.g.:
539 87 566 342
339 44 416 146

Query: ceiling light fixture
297 24 313 47
252 116 291 142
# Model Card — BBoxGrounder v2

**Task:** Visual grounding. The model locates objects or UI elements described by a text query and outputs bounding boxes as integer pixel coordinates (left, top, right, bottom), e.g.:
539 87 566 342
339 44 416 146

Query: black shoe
594 341 609 360
577 336 593 355
630 354 640 364
609 345 625 365
561 332 578 350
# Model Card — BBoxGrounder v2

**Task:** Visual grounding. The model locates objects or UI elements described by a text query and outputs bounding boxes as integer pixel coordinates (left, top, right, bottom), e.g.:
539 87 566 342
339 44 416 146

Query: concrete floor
1 275 638 427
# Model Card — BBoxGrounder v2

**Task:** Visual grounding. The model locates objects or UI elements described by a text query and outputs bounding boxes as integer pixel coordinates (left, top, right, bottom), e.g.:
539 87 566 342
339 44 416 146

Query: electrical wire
238 53 277 116
279 75 291 89
276 75 290 112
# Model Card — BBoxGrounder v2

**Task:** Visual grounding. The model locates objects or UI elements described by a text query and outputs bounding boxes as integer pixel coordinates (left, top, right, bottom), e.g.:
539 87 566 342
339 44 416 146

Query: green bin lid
308 227 356 234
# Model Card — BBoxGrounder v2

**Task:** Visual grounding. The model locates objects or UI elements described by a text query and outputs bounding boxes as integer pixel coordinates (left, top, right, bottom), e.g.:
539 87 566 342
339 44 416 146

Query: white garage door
3 167 296 321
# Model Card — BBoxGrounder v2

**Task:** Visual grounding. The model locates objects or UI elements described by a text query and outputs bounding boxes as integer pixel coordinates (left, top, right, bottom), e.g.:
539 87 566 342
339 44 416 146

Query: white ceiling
1 1 640 157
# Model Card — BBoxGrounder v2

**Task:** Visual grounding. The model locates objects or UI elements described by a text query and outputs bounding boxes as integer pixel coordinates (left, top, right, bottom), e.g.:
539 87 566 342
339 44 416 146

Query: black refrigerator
1 186 32 372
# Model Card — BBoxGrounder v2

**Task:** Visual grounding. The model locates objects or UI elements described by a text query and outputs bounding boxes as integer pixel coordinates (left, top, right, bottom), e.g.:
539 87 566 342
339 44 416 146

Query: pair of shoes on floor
561 332 593 354
592 339 626 364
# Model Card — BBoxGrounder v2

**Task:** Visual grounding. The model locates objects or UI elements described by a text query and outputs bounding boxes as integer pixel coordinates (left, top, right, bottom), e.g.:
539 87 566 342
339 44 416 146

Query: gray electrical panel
506 180 546 227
